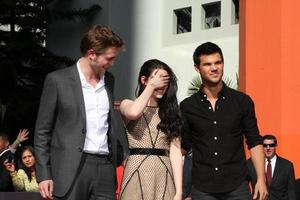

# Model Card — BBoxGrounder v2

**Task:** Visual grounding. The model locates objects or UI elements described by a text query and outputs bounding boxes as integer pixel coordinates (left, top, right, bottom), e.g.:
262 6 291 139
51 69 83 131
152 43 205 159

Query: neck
147 97 158 107
27 166 35 172
79 57 102 81
202 81 223 99
267 154 276 160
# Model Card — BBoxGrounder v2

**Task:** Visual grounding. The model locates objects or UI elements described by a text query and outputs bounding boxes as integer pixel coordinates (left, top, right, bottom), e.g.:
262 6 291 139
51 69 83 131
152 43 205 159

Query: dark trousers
55 153 116 200
191 181 252 200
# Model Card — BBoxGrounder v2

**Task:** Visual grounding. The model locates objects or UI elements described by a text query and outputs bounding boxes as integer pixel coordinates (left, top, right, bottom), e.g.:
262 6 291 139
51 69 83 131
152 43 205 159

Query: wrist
13 139 20 146
146 83 156 92
175 190 182 196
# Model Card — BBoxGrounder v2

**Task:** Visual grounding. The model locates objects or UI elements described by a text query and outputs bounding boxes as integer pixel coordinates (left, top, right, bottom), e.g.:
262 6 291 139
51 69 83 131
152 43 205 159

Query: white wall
109 0 239 101
47 0 239 102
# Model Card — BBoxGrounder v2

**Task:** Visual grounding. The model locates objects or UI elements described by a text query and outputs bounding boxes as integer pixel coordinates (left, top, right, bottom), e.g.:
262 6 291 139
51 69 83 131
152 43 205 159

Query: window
232 0 239 24
202 1 221 29
174 7 192 34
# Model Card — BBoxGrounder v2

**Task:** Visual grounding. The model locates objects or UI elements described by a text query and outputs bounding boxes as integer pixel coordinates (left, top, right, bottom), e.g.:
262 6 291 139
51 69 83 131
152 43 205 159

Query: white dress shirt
265 155 277 176
77 62 110 155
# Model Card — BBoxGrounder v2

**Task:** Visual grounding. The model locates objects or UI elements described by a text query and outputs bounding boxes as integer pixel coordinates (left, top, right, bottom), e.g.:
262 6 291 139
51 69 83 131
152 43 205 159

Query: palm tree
187 73 239 96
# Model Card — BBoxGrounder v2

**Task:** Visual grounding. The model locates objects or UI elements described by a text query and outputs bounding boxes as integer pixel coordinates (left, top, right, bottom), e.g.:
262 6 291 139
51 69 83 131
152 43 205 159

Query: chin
156 94 163 99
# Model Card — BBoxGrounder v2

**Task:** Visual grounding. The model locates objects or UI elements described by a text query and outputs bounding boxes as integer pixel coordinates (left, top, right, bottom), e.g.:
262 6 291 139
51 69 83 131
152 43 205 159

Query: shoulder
0 149 13 160
17 169 26 176
277 156 294 167
46 65 76 80
226 87 252 101
225 87 255 108
180 93 199 109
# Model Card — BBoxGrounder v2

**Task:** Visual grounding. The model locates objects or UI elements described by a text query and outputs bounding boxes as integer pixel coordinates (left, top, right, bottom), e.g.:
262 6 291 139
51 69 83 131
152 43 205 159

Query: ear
140 76 147 85
5 140 9 148
86 49 96 60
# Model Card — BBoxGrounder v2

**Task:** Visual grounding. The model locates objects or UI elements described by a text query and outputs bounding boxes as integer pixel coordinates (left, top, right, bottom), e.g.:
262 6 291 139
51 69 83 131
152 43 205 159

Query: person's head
136 59 182 141
18 146 36 181
20 146 35 169
0 128 10 153
193 42 224 86
136 59 177 101
80 25 124 75
263 134 277 159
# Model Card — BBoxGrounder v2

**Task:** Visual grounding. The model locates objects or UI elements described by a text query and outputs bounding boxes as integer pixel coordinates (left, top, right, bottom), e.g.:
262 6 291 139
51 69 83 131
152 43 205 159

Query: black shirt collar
198 82 227 100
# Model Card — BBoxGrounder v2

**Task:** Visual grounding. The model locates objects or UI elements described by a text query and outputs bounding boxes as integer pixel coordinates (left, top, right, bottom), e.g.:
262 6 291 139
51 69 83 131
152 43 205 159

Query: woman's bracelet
13 139 20 146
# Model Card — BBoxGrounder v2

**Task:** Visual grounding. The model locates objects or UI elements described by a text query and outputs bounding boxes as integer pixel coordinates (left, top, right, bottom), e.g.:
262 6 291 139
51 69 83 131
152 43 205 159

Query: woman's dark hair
135 59 182 142
18 146 35 182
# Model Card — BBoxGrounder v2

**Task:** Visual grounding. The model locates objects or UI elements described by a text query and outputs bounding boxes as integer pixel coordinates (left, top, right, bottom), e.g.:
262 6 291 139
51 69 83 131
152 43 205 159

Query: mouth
210 73 219 77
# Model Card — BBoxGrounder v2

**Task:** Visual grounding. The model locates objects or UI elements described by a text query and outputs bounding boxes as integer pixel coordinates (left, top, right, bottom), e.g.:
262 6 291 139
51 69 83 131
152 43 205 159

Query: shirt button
213 121 217 124
214 152 218 156
78 147 83 152
209 106 212 110
82 128 86 134
215 167 218 171
223 96 226 99
214 136 218 140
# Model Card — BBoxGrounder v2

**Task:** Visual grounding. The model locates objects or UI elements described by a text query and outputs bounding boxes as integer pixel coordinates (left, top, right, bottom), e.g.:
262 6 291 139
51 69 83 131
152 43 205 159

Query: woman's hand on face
148 69 169 90
3 160 16 172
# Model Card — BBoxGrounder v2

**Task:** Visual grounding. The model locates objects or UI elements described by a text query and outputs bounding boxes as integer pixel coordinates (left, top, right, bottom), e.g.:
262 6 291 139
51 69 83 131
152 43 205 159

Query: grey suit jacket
34 66 128 197
247 156 297 200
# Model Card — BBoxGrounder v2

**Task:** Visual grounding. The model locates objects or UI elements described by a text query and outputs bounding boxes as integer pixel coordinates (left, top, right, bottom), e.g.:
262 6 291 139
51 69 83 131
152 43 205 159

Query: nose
211 64 217 71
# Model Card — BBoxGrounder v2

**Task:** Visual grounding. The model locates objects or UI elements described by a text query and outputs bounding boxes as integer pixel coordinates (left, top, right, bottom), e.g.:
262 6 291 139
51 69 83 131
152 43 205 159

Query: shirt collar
198 81 227 100
76 60 105 87
266 155 277 163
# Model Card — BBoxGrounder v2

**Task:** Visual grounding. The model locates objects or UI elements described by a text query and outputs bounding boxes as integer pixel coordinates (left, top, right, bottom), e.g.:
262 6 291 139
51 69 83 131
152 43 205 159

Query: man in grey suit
248 134 297 200
34 25 128 200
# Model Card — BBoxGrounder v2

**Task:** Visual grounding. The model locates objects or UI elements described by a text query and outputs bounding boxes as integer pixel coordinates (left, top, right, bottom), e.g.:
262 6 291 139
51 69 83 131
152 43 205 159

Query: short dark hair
193 42 224 66
263 134 277 145
80 25 124 56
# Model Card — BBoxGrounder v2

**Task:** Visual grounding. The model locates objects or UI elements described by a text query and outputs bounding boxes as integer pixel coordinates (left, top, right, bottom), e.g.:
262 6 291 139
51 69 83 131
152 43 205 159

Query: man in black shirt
180 42 268 200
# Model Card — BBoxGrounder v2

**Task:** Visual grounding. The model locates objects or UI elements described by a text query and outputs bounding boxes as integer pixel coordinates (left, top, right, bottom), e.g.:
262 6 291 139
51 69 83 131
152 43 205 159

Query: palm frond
186 73 239 96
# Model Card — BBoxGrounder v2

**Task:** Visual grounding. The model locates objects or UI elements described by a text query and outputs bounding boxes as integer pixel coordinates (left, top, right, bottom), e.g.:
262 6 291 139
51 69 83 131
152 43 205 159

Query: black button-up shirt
180 84 262 193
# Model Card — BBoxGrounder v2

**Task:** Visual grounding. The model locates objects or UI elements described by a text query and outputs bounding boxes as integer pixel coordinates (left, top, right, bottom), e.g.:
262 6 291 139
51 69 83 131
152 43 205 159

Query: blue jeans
191 181 252 200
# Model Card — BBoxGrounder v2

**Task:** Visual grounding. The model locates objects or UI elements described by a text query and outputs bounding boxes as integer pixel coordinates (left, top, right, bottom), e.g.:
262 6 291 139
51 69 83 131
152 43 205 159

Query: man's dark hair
80 25 124 56
193 42 224 66
263 134 277 145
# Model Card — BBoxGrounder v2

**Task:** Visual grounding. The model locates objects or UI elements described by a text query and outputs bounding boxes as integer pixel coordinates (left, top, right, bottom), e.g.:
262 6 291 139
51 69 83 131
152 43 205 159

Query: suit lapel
271 156 281 186
69 66 86 126
105 72 114 136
